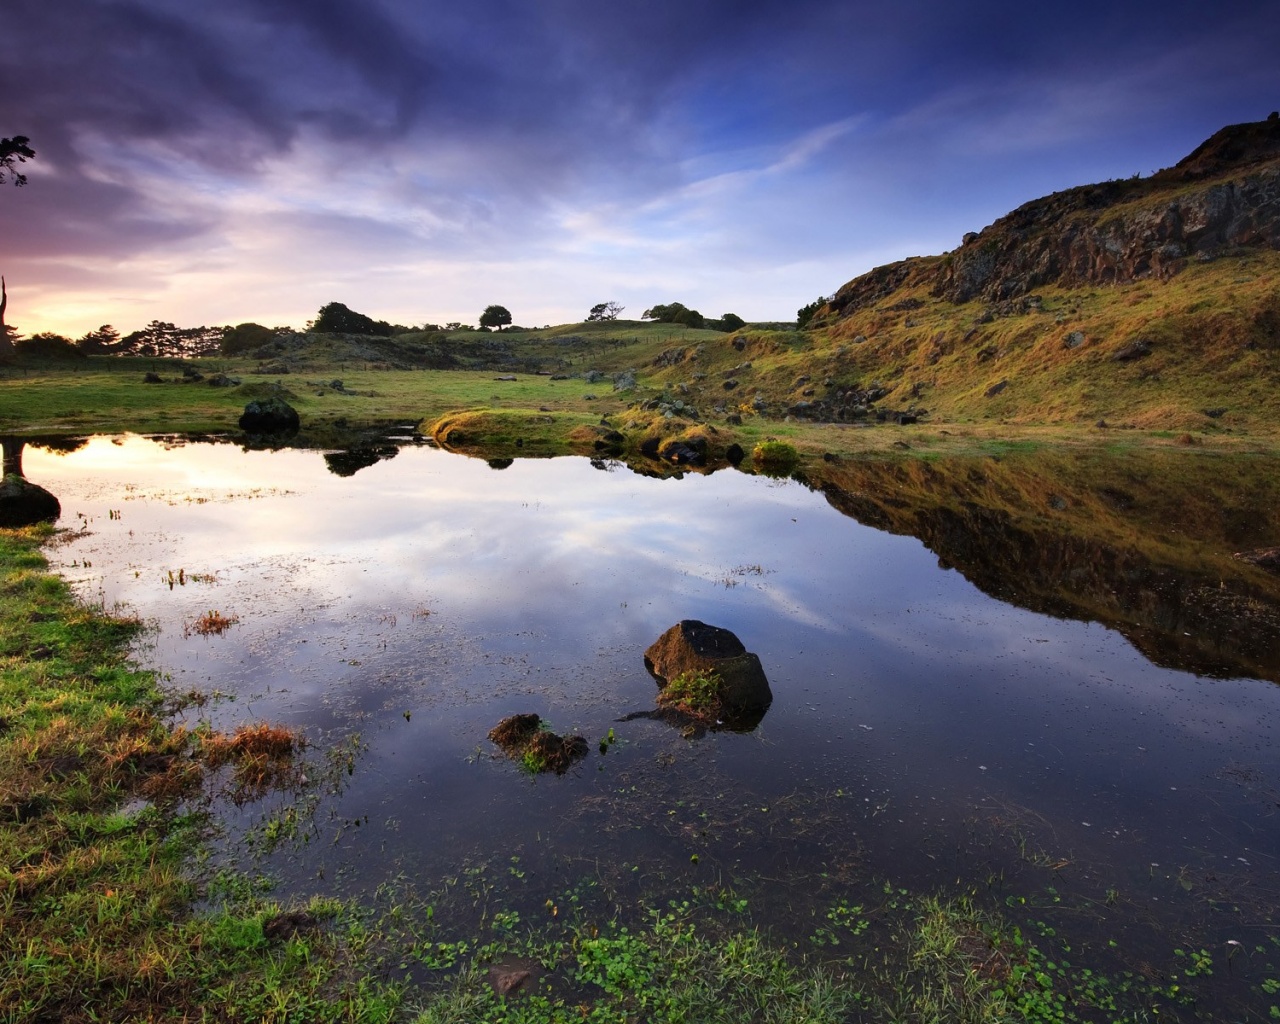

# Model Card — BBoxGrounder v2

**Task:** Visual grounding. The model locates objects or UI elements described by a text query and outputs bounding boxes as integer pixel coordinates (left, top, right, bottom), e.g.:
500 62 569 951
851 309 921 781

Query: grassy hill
4 119 1280 450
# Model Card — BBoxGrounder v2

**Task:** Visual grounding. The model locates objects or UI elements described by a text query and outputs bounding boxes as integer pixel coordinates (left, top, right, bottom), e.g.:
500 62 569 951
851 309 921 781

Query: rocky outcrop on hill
826 115 1280 318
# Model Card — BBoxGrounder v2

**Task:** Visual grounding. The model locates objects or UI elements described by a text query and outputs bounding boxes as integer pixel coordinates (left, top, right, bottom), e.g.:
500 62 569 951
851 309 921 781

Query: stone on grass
239 397 300 434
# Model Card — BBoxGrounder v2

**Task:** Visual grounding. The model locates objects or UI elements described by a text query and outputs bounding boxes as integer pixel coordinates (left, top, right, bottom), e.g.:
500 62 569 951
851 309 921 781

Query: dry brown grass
184 610 238 637
200 723 303 802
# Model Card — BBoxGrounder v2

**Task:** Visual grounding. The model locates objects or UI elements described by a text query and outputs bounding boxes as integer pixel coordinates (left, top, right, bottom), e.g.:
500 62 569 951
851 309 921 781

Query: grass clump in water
186 609 239 636
488 714 588 775
0 524 403 1022
200 722 306 803
655 669 724 722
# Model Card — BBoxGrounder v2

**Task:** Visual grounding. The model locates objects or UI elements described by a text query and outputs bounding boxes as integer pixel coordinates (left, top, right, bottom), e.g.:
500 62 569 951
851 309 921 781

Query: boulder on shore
239 397 300 434
0 475 60 527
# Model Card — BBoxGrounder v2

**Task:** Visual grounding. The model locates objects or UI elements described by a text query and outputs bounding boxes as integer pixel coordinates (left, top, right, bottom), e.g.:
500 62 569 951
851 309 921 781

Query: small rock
1063 331 1085 349
492 969 531 996
1234 548 1280 575
239 397 300 434
143 372 163 384
262 911 320 942
659 440 706 465
985 380 1008 398
1112 339 1152 362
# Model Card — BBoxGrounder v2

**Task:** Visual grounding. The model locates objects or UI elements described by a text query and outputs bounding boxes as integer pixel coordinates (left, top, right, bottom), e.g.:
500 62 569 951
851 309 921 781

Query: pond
20 432 1280 1016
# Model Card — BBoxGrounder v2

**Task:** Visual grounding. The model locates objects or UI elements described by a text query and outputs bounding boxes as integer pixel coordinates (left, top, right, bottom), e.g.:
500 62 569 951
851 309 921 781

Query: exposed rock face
0 475 60 527
239 397 300 434
644 620 772 715
825 117 1280 318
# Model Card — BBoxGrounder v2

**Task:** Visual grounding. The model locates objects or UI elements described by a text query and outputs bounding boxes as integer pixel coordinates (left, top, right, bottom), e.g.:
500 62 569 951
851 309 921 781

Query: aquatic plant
186 609 238 636
656 669 724 721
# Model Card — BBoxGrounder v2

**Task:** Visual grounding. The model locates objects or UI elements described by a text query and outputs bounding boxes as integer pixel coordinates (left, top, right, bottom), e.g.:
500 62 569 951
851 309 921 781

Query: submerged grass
0 524 405 1022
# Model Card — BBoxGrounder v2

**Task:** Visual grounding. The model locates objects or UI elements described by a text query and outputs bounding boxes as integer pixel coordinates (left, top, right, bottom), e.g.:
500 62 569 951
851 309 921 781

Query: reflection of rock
239 397 300 434
659 439 706 465
0 474 60 527
488 714 587 774
644 620 773 722
0 439 60 526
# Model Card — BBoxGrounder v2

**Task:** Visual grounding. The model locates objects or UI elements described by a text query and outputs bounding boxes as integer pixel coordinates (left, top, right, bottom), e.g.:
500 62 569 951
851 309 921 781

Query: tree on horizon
480 304 512 331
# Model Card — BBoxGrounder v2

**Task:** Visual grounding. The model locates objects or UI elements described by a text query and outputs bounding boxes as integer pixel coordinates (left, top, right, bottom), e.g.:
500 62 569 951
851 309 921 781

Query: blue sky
1 0 1277 335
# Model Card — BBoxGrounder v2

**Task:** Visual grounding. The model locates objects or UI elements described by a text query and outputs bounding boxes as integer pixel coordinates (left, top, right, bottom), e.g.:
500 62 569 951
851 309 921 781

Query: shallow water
22 434 1280 1008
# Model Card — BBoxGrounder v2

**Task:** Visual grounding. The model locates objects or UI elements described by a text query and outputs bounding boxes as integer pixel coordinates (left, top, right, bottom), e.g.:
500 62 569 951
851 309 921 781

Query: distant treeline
2 295 797 362
3 321 238 360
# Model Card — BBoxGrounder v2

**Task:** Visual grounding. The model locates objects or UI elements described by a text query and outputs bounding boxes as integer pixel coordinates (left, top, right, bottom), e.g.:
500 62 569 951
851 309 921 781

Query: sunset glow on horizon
3 0 1278 338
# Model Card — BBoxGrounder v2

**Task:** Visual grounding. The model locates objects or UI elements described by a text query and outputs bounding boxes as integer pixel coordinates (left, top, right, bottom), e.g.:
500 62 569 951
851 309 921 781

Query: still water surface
24 434 1280 983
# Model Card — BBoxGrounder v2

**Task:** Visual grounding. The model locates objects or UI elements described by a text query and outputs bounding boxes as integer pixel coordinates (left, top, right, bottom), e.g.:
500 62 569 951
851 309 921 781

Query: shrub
16 331 85 359
221 322 276 355
752 440 799 468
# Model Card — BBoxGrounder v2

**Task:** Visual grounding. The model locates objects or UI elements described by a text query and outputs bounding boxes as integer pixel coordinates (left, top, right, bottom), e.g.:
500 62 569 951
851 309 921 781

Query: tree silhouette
587 301 624 322
0 137 35 187
0 277 13 360
0 134 35 360
480 304 512 331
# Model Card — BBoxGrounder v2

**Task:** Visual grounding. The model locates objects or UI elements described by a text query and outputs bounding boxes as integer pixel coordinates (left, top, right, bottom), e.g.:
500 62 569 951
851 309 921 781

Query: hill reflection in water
22 434 1280 969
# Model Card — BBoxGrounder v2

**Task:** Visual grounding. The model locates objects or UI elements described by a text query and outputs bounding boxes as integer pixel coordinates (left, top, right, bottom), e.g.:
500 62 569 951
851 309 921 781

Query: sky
1 0 1278 337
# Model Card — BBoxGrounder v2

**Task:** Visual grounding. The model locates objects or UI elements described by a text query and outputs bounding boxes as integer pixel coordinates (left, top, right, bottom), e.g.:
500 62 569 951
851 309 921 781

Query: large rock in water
644 620 772 715
0 475 60 527
239 397 300 434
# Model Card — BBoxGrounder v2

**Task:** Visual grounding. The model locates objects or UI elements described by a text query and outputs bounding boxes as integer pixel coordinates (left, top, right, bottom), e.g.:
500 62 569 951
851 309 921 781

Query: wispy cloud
1 0 1277 334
